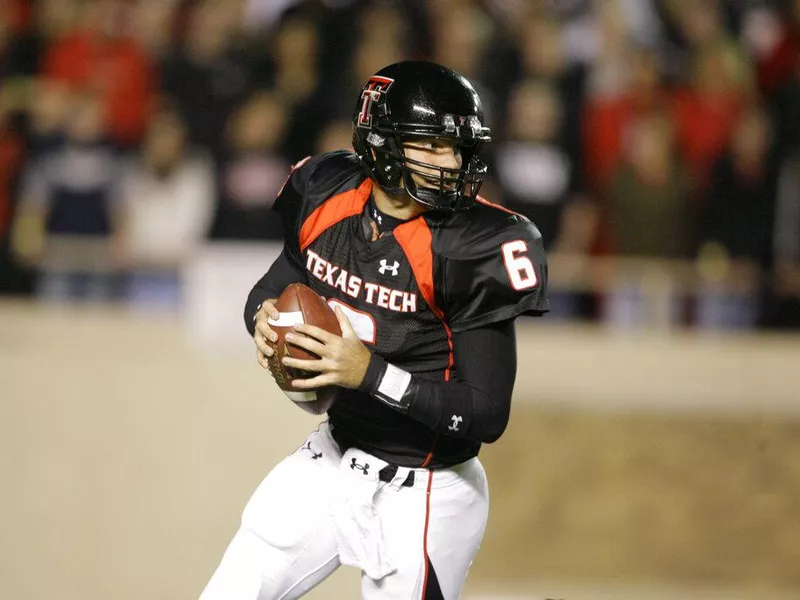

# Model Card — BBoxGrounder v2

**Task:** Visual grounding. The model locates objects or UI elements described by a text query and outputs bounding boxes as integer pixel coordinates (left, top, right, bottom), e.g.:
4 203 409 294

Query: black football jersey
273 151 549 468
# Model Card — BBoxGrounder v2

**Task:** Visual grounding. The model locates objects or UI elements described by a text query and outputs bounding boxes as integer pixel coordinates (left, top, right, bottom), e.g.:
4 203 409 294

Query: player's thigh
240 450 336 552
362 460 489 600
199 526 339 600
201 432 341 600
425 459 490 599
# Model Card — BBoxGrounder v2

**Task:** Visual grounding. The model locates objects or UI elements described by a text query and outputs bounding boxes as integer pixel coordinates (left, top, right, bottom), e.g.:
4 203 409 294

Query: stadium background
2 0 800 598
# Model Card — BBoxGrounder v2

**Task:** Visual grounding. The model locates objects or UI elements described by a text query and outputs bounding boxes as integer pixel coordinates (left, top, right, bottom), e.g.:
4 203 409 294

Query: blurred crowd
0 0 798 329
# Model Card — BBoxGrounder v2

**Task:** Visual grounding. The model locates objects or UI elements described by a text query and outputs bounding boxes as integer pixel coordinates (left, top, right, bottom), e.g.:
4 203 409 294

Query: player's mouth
412 173 459 192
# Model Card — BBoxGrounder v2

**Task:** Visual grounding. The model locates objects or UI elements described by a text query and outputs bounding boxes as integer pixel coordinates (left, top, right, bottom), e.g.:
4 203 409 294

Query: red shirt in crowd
42 31 155 146
582 93 666 189
669 88 744 189
0 125 24 237
757 21 800 96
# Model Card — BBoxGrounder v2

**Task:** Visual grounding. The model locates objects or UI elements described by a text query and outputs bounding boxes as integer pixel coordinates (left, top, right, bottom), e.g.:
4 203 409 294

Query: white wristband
377 364 412 405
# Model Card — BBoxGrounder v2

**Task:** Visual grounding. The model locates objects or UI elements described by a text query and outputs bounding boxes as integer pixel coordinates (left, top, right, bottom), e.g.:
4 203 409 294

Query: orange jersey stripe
299 178 373 251
420 435 438 468
393 217 454 379
393 217 437 312
394 217 453 468
421 470 434 599
475 194 526 219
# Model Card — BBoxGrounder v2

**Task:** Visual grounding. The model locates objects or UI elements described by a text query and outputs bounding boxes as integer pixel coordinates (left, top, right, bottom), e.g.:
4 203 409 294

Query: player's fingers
334 306 357 338
256 347 271 369
258 299 279 320
284 332 327 356
254 320 279 343
291 373 335 389
293 323 336 344
254 334 273 357
282 356 327 372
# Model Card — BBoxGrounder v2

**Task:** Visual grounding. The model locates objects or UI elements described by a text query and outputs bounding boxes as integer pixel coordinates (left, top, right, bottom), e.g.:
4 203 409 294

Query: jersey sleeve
443 218 550 333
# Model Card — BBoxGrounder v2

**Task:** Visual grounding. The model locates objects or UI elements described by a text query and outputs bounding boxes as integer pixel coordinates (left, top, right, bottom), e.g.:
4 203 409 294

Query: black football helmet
352 61 491 211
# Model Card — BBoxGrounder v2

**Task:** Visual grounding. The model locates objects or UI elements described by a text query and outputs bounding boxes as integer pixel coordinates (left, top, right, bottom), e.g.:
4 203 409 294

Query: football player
199 61 549 600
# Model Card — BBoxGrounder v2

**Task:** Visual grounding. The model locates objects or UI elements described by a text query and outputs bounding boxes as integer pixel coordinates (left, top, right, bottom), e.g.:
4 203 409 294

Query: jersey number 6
501 240 538 290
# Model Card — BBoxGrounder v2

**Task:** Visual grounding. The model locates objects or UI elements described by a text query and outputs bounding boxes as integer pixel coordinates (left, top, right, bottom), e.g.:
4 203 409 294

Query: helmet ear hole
376 136 404 188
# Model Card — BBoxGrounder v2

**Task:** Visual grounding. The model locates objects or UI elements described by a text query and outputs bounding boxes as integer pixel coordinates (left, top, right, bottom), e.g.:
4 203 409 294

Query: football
266 283 341 414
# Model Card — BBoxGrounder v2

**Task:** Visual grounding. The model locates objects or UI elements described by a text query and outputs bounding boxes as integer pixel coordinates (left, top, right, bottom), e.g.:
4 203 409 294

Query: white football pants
199 422 489 600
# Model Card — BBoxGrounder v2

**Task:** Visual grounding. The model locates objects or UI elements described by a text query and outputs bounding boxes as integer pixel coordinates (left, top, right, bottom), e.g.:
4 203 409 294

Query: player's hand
281 306 371 390
253 299 280 370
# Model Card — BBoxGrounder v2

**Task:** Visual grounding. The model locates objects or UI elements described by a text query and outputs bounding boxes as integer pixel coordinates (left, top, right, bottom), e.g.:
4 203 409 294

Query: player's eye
405 140 461 159
421 139 454 152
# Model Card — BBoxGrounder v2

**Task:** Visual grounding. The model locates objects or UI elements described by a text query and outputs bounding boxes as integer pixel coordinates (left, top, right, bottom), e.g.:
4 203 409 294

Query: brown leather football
266 283 341 415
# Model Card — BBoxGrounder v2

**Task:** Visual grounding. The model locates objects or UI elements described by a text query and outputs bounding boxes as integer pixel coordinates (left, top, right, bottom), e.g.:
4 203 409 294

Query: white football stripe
284 390 318 402
267 311 305 327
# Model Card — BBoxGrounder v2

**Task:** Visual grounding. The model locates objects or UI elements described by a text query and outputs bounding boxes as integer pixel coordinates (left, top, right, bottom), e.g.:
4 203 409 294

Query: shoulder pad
435 198 549 331
277 150 364 223
294 151 364 198
432 197 535 257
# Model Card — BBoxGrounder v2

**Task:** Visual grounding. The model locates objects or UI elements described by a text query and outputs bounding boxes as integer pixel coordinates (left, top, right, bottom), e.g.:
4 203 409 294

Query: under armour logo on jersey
302 442 322 460
350 457 370 475
379 259 399 276
448 415 463 431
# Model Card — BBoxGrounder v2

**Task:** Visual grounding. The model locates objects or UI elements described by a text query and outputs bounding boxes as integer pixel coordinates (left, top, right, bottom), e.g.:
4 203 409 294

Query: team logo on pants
302 441 322 460
350 457 370 475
